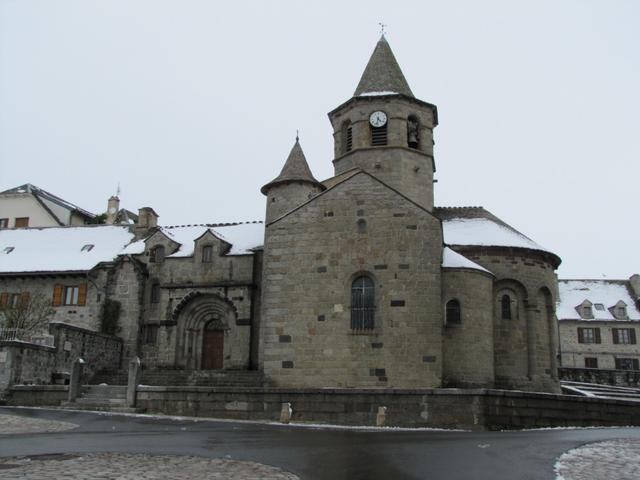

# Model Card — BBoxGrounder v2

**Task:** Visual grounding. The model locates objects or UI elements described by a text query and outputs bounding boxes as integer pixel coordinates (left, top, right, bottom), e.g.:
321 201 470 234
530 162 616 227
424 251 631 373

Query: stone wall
0 342 55 390
442 269 494 387
261 172 443 388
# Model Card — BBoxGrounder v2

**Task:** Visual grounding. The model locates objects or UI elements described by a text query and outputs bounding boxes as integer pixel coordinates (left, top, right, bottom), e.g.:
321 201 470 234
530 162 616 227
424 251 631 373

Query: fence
0 328 55 347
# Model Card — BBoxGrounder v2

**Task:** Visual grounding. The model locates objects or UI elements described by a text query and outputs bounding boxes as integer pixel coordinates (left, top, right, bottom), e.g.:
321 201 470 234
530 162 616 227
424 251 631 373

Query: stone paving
0 414 300 479
0 453 301 479
0 413 78 434
554 438 640 480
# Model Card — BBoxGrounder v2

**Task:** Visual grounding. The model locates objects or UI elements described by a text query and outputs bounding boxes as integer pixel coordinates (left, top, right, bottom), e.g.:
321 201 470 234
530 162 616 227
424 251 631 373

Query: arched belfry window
446 299 461 325
501 294 512 320
342 120 353 153
407 115 420 149
351 276 375 330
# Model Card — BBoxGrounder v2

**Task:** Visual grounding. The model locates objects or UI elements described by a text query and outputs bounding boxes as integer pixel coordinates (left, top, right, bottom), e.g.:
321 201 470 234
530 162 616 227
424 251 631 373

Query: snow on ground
0 226 136 273
556 279 640 321
442 247 492 274
554 438 640 480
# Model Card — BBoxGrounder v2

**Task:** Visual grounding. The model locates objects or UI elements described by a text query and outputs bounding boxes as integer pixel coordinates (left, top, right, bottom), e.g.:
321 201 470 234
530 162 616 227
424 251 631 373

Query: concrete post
126 356 141 408
68 358 85 402
280 402 292 424
376 406 387 427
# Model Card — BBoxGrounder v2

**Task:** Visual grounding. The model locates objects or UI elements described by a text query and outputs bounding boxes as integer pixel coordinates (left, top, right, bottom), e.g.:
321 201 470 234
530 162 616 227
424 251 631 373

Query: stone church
0 36 562 394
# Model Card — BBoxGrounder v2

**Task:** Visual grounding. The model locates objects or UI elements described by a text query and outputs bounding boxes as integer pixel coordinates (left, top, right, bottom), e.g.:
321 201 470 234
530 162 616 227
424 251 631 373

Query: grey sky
1 0 638 279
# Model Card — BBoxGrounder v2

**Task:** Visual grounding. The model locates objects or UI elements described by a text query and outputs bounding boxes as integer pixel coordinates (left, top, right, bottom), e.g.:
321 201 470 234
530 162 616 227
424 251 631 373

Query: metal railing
0 328 55 347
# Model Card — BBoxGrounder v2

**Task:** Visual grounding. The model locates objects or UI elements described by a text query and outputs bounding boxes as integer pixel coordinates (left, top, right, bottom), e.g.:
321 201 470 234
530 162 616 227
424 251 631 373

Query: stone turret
328 35 438 211
261 138 325 224
106 196 120 224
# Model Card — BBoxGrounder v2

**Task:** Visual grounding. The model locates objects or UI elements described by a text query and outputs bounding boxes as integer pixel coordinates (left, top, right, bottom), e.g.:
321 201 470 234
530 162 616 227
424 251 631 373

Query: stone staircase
91 369 265 388
62 385 142 413
561 380 640 402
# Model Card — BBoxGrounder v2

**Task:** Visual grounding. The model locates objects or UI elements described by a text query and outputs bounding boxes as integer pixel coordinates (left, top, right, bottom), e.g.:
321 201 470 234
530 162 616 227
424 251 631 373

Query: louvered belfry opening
346 126 353 152
370 124 387 146
351 276 375 330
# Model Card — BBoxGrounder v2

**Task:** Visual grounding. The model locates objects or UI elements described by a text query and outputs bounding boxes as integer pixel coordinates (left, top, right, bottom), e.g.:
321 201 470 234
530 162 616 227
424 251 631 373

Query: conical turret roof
261 139 324 195
354 35 414 97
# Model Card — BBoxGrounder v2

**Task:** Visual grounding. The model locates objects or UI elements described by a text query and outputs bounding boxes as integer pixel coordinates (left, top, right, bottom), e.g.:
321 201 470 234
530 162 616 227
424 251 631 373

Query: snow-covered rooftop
0 226 135 273
441 247 492 274
557 280 640 322
442 217 548 252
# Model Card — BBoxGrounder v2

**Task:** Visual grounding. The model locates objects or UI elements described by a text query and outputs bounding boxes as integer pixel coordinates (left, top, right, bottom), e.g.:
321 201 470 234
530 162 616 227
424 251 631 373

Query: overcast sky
0 0 638 279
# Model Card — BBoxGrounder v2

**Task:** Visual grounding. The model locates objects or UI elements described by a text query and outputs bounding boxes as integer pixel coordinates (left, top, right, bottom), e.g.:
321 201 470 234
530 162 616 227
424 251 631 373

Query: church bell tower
328 36 438 211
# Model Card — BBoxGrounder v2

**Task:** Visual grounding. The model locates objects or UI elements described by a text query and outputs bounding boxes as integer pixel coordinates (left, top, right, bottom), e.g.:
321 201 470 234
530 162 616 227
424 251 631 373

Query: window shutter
0 292 8 307
77 283 88 306
631 329 637 345
20 292 30 307
612 329 619 344
52 285 63 307
595 328 601 344
577 328 584 343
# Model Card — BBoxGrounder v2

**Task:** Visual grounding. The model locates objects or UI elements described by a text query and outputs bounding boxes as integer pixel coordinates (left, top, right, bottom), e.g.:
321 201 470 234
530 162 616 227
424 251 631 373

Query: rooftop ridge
161 221 264 229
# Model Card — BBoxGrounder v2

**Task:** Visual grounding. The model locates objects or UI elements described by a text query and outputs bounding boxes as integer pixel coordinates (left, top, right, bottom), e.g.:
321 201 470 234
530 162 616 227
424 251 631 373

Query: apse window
500 295 512 320
446 299 461 325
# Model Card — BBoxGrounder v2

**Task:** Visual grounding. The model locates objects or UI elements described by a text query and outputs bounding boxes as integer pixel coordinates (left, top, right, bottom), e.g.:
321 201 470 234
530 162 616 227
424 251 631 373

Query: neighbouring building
1 36 574 394
557 276 640 371
0 184 95 228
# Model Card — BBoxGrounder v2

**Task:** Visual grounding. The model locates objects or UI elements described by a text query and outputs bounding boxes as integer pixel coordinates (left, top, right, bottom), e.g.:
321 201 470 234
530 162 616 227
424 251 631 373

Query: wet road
2 406 640 479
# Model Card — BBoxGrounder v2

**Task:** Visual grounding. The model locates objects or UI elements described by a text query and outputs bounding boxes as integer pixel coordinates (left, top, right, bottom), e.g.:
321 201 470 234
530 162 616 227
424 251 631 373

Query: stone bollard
280 402 292 424
126 356 141 408
376 406 387 427
67 358 85 402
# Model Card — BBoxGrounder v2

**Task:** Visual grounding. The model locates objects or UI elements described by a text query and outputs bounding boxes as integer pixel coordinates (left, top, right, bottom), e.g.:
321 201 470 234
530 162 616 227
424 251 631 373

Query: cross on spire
378 22 387 36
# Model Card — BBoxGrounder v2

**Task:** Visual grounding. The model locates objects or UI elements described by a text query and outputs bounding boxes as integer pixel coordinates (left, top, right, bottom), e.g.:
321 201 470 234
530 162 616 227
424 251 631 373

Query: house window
81 244 94 252
53 284 87 307
584 357 598 369
143 325 159 345
578 327 601 344
150 283 161 304
501 295 512 320
9 293 21 308
351 276 375 330
370 125 387 146
582 305 593 318
407 115 420 148
615 358 640 371
612 328 636 345
149 245 165 263
0 218 8 228
446 299 461 325
14 217 29 228
202 245 213 263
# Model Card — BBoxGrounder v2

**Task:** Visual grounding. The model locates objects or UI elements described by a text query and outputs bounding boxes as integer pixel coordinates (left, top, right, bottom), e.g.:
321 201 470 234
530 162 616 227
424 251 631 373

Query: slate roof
261 139 324 194
1 184 95 223
354 35 414 97
557 279 640 322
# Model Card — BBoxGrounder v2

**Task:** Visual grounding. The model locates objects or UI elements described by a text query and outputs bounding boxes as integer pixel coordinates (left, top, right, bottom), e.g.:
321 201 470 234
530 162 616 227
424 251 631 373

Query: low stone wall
560 367 640 388
7 385 68 406
135 387 640 430
0 342 56 391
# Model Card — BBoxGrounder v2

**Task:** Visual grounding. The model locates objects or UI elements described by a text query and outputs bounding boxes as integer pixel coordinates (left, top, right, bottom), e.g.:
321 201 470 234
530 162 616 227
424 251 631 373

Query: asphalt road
1 406 639 480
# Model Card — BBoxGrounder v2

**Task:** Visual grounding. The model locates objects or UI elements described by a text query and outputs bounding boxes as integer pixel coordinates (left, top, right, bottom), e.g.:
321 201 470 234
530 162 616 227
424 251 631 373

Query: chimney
106 196 120 224
630 274 640 300
137 207 159 229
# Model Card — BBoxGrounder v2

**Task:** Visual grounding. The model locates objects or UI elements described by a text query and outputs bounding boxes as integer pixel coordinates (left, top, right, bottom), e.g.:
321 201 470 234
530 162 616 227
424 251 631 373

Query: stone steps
91 369 265 388
61 385 144 413
561 380 640 402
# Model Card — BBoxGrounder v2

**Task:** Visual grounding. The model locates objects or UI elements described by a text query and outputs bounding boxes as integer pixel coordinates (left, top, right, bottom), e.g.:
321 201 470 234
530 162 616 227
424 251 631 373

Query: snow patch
442 247 492 274
358 90 399 96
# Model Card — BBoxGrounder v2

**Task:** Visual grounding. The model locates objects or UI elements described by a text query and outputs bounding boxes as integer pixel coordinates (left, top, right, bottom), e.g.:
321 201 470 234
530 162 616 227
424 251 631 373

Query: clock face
369 111 387 127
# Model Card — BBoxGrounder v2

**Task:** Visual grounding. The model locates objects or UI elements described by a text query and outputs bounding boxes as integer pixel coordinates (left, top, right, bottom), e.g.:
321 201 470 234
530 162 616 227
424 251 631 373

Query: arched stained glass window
446 299 461 325
351 276 375 330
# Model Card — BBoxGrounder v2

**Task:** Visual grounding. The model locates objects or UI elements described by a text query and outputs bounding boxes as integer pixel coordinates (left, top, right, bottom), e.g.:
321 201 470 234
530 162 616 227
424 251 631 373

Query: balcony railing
0 328 55 347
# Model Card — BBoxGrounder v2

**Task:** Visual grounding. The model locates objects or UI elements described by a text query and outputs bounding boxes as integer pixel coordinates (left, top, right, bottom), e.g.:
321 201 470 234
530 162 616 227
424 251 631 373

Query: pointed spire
261 137 324 195
354 35 413 97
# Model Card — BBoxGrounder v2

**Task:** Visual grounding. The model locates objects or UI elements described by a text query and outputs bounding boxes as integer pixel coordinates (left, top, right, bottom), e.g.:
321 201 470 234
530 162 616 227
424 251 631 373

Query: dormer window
583 305 593 318
594 303 605 311
3 247 14 254
81 244 94 252
202 245 213 263
613 301 628 320
149 245 165 263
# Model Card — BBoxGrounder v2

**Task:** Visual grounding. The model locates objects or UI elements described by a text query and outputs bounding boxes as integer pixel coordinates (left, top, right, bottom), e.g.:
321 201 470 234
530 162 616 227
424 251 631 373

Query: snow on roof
358 91 399 96
0 226 136 274
442 218 547 252
1 183 94 218
442 247 492 274
166 223 264 256
557 280 640 321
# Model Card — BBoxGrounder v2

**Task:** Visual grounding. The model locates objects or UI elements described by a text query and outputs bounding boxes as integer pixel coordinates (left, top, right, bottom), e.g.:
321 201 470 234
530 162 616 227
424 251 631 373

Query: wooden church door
202 328 224 369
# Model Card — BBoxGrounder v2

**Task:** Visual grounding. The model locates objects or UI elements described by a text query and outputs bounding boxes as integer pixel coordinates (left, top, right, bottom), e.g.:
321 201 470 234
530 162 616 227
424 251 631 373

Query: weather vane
296 129 299 142
379 22 387 36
